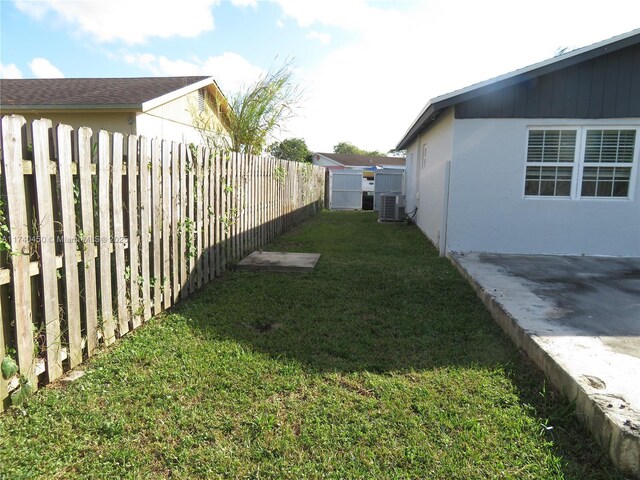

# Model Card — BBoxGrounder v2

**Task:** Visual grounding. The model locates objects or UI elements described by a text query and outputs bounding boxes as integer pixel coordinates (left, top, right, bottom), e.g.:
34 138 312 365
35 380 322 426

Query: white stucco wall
446 117 640 256
411 108 455 250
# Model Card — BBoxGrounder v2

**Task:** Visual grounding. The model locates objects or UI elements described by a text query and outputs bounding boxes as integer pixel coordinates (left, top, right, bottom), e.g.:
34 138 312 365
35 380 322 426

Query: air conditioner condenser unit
379 193 405 222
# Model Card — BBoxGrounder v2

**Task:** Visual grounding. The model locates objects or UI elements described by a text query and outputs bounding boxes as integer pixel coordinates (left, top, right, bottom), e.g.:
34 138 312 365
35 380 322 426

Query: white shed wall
446 117 640 256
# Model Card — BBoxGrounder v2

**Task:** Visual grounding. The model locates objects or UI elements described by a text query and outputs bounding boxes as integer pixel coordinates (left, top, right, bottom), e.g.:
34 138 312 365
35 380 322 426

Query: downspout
440 159 452 257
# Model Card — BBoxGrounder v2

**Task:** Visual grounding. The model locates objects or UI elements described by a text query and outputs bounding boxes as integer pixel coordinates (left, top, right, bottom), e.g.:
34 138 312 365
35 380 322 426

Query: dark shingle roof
316 152 405 167
0 76 210 109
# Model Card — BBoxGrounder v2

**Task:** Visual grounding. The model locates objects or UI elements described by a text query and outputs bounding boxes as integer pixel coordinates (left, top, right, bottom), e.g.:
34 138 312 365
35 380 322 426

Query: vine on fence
0 198 13 255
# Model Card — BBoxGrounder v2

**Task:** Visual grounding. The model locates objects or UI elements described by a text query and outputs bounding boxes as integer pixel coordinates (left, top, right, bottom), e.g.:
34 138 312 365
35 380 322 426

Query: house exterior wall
445 117 640 256
412 108 455 249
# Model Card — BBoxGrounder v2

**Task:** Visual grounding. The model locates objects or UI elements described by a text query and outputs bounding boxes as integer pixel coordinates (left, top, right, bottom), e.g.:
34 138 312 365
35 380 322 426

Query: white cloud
0 63 23 79
307 31 331 45
272 0 394 31
125 52 264 94
29 58 64 78
14 0 218 45
231 0 256 7
277 0 640 153
276 18 284 28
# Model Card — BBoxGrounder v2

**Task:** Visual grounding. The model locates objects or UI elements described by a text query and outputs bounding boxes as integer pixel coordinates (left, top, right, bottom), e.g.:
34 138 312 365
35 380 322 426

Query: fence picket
208 149 216 277
151 139 162 314
179 144 188 299
0 296 6 410
202 147 210 284
214 151 222 276
112 133 129 336
78 127 99 354
58 124 83 367
98 131 115 345
2 115 36 390
32 119 63 381
171 142 180 303
127 135 141 329
195 146 203 289
220 152 228 271
187 147 196 294
162 141 172 309
139 137 151 321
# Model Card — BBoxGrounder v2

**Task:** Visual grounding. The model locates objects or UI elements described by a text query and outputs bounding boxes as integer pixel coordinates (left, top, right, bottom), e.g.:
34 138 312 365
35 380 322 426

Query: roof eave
141 76 216 112
0 104 141 112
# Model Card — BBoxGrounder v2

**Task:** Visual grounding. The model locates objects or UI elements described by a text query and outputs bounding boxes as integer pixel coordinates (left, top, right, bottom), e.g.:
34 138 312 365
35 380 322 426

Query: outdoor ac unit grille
379 193 405 222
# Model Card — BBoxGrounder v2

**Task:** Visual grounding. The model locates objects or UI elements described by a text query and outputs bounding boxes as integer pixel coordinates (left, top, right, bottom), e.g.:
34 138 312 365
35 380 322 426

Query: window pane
585 130 636 163
581 166 631 198
527 130 576 163
525 166 572 197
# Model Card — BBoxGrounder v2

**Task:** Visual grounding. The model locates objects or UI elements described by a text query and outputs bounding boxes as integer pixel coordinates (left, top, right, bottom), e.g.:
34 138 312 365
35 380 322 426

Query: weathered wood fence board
3 116 36 391
112 133 129 337
32 119 63 382
0 115 325 411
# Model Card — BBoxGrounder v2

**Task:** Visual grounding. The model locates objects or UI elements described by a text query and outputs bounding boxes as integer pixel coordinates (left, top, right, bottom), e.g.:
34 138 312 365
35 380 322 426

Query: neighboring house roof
0 76 224 113
396 28 640 150
315 152 405 167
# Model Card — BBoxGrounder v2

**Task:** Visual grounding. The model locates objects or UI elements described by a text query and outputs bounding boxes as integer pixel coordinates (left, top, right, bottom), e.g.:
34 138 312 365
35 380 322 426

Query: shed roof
396 28 640 150
316 152 405 167
0 76 217 112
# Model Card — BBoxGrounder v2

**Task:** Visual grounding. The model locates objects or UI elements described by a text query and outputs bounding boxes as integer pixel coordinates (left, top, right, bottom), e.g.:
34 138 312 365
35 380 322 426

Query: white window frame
523 125 639 201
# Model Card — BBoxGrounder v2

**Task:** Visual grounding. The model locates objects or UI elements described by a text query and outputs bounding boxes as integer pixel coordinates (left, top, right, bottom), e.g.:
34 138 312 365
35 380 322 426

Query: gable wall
140 90 228 145
456 43 640 120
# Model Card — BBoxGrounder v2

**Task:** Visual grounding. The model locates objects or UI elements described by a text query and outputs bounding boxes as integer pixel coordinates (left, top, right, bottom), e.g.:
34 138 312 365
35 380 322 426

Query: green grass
0 211 622 479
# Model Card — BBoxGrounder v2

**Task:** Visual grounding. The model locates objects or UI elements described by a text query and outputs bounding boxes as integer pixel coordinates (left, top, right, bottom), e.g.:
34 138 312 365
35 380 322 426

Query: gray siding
456 43 640 119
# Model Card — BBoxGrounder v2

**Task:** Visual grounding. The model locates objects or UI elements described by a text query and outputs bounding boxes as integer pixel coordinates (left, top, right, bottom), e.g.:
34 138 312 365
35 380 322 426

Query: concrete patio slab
237 251 321 273
450 253 640 478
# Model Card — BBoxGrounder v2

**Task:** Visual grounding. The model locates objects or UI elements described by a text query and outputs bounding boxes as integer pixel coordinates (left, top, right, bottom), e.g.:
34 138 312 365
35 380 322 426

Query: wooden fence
0 115 325 410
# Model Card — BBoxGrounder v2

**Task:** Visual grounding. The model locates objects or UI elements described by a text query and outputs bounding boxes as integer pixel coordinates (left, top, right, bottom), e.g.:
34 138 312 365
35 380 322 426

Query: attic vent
197 88 205 111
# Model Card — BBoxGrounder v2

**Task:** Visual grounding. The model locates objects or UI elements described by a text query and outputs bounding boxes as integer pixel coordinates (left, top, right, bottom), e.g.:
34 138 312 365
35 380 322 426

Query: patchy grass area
0 211 621 479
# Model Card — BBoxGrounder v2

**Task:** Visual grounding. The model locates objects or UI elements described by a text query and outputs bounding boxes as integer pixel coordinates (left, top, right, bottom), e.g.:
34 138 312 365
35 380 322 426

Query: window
524 127 637 199
524 130 576 196
580 130 636 197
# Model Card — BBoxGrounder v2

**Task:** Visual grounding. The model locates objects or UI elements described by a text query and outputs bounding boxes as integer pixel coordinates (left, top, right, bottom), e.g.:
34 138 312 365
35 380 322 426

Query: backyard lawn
0 211 622 479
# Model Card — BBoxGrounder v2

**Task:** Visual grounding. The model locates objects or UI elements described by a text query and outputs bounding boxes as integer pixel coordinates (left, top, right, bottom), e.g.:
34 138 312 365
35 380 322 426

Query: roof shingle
0 76 210 109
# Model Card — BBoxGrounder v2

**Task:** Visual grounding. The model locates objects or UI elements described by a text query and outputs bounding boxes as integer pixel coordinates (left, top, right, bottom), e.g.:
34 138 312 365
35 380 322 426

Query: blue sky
1 0 639 152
